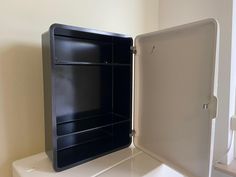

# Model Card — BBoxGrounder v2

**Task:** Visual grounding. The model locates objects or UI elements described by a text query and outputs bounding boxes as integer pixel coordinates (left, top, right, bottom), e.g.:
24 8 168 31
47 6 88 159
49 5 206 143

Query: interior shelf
55 60 131 66
57 110 128 125
55 34 113 45
57 121 131 168
57 127 113 151
57 112 130 136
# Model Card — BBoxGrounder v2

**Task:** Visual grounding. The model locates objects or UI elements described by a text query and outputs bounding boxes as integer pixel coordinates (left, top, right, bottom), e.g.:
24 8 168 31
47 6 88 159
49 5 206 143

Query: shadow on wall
0 44 45 177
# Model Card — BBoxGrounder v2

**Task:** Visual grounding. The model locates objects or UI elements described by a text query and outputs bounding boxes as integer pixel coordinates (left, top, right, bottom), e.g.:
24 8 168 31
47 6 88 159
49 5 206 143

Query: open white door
133 19 219 177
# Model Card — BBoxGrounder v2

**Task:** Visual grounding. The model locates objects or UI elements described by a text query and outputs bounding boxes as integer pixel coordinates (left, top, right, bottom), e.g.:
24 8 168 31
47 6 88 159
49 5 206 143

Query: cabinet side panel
42 32 53 161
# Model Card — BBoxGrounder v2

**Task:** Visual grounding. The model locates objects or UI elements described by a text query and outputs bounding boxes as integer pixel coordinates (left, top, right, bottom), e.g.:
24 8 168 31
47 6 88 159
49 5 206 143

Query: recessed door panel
134 19 219 177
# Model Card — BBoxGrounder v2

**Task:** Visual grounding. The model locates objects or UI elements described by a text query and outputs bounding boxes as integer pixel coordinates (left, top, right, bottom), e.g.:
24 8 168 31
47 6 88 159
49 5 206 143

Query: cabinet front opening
43 25 133 170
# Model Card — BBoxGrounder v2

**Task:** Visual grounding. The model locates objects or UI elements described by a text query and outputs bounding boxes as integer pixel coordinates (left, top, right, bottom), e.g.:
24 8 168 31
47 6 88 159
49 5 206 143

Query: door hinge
130 46 137 54
129 130 136 137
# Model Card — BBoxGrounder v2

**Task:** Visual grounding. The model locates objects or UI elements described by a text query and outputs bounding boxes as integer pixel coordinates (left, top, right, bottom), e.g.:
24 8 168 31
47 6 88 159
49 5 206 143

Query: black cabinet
42 24 133 171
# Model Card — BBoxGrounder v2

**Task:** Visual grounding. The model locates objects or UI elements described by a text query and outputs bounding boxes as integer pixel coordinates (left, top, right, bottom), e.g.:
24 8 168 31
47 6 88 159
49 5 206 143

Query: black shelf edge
112 112 129 120
57 112 128 125
54 60 131 66
56 119 130 139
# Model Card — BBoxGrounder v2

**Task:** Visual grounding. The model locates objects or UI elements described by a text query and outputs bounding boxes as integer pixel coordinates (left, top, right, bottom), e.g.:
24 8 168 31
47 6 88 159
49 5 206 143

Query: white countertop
13 147 184 177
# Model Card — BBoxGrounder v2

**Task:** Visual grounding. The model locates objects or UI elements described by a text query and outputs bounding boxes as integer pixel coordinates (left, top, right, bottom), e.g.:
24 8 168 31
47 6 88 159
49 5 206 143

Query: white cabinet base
13 147 184 177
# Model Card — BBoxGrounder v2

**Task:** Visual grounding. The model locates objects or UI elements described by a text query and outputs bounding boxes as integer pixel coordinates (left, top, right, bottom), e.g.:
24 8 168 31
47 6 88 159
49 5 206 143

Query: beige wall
0 1 158 177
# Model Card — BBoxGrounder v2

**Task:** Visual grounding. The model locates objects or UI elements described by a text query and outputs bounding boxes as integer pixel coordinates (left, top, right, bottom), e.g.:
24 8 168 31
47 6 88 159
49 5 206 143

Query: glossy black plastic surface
42 24 133 171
